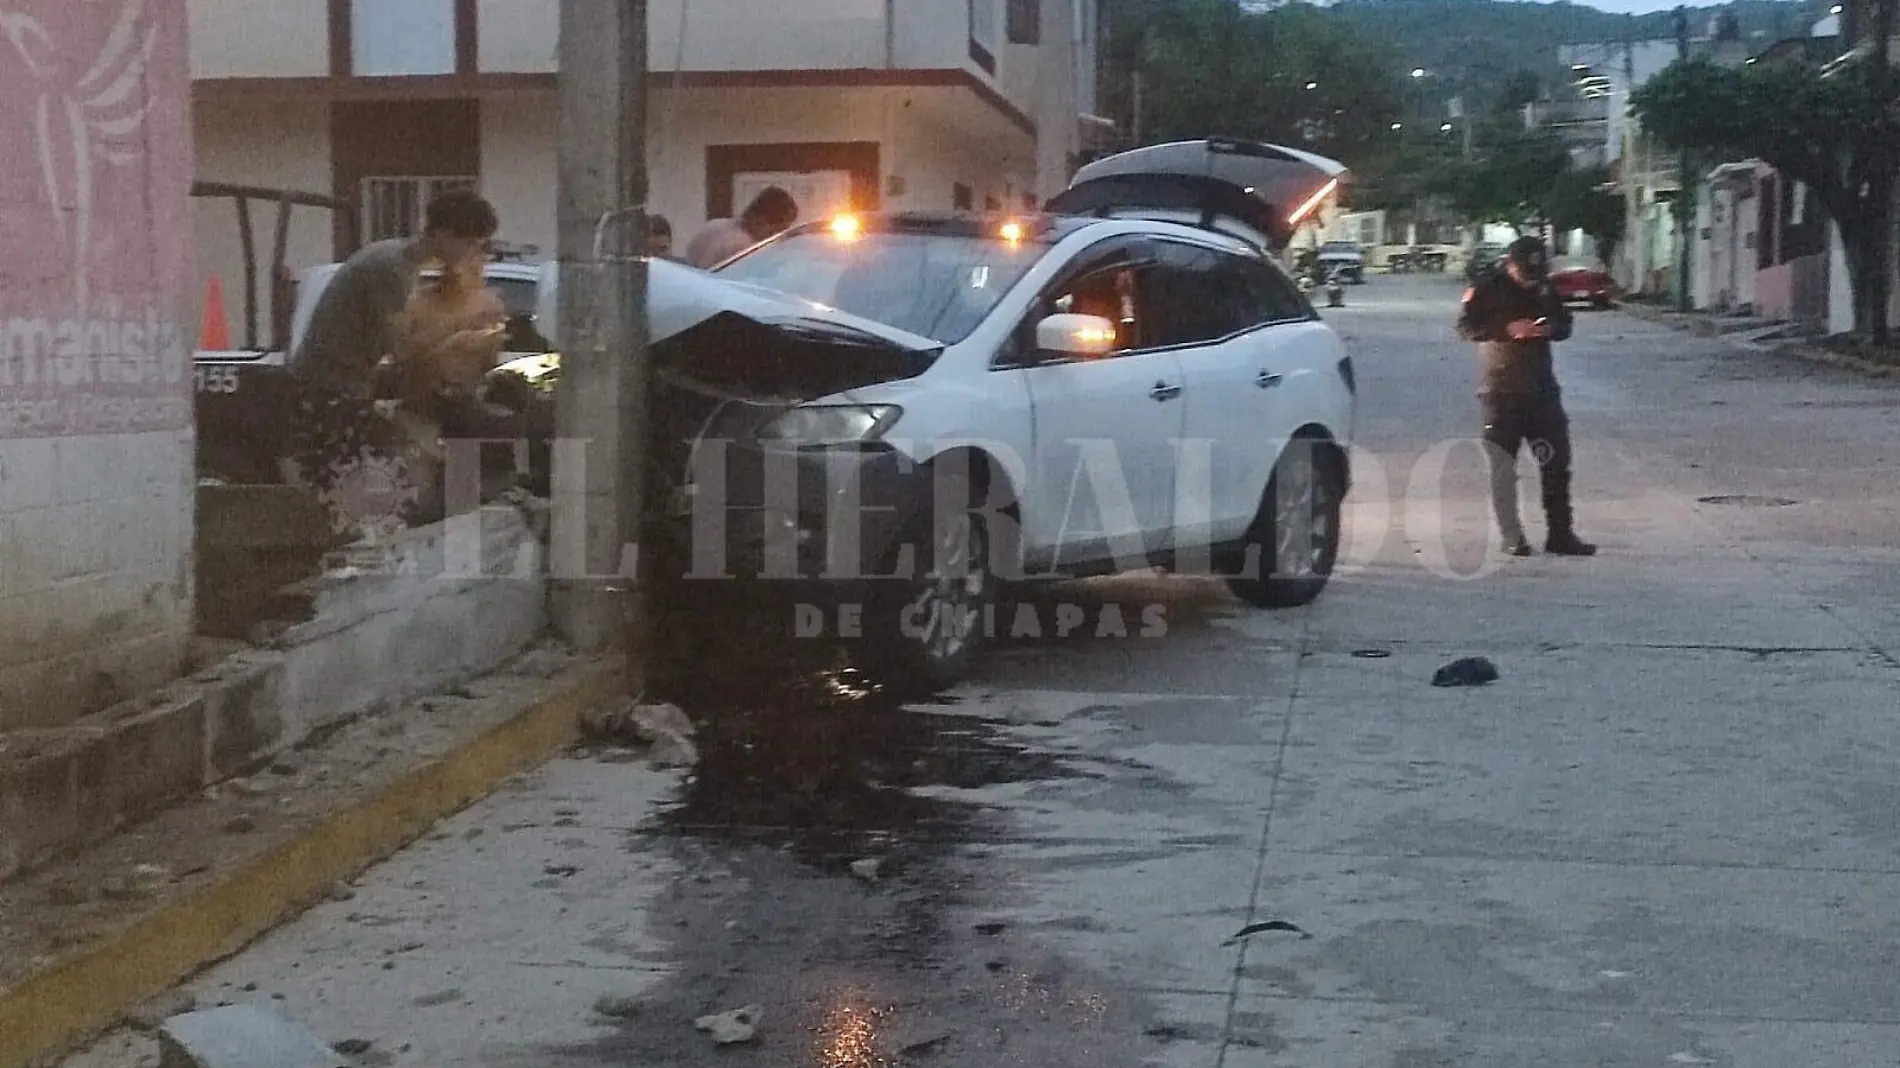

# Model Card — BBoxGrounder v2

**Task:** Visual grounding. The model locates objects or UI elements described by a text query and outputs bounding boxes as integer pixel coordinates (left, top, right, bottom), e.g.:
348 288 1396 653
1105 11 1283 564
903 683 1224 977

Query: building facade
1 1 197 728
188 0 1107 344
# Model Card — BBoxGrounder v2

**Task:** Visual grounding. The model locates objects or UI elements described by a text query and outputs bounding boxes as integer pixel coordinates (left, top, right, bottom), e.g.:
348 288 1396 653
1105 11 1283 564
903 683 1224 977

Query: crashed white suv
633 139 1357 686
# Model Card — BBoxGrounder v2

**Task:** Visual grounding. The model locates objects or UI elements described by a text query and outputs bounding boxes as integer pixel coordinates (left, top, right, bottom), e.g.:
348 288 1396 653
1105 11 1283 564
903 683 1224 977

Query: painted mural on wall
0 0 192 439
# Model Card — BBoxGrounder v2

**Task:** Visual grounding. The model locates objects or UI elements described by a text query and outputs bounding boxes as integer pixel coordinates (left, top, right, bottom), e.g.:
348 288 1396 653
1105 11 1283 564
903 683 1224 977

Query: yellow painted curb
0 658 626 1068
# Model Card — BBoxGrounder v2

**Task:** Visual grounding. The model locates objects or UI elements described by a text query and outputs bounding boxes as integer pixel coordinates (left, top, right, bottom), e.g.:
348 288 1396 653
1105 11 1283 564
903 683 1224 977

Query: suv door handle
1149 381 1182 401
1256 371 1283 389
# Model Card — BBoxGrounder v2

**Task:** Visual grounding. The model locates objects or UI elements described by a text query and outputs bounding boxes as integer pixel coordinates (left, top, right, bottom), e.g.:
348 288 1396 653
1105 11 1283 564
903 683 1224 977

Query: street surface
68 275 1900 1067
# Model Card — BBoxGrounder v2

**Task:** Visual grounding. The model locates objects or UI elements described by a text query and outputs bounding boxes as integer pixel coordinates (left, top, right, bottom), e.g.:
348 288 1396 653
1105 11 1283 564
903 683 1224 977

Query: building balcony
189 0 1086 121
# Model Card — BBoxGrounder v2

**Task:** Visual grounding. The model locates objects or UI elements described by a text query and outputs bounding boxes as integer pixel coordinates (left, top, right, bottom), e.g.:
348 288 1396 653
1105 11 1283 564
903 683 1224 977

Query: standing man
683 186 799 269
1456 235 1597 558
285 189 502 529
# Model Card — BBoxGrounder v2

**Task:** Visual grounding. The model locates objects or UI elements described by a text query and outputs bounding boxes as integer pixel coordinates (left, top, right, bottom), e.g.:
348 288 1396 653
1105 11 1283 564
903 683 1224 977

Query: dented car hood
534 258 942 354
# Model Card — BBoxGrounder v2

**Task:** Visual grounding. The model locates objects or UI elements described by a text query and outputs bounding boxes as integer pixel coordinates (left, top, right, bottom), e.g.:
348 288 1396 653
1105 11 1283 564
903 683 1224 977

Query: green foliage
1545 165 1626 262
1100 0 1406 158
1629 52 1900 340
1629 56 1900 221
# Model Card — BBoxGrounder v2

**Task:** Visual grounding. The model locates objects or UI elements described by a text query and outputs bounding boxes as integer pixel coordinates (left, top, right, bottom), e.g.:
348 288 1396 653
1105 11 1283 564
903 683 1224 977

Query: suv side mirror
1035 313 1118 359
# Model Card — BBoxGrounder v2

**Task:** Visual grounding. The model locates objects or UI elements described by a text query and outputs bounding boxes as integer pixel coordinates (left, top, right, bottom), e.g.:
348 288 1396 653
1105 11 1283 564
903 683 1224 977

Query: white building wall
480 95 560 257
189 0 329 79
2 1 196 730
192 98 335 347
480 0 558 73
1829 224 1855 334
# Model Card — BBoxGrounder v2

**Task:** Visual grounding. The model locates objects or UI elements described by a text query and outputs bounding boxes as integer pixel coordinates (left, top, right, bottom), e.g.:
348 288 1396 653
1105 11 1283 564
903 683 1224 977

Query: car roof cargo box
1045 138 1347 253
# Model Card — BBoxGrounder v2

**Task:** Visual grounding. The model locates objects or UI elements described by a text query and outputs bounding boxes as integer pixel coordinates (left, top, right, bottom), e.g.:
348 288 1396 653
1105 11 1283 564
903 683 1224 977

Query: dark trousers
1480 391 1574 540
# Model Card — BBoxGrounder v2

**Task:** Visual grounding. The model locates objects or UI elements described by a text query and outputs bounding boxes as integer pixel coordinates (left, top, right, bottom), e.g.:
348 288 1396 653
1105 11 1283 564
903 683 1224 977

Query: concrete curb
1618 303 1900 379
1782 344 1900 379
0 658 626 1068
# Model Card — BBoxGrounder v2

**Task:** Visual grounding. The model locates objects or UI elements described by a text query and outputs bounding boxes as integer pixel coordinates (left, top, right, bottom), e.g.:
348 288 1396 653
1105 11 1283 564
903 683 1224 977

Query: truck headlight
755 404 902 446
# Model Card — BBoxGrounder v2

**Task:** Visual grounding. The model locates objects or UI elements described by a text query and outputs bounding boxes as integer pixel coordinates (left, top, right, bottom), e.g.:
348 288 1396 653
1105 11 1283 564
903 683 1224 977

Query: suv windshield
714 227 1044 344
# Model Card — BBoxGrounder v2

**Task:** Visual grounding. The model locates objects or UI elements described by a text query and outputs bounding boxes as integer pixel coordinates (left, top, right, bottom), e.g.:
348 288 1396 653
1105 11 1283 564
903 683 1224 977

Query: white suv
638 139 1358 686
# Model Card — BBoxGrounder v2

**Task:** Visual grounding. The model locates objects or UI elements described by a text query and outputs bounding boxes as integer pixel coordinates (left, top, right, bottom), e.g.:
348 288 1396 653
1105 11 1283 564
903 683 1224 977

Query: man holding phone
1456 235 1596 557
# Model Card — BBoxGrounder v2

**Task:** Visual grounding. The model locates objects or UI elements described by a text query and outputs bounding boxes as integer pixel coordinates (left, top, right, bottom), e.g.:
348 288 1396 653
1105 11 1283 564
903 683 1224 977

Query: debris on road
330 1037 373 1055
1223 920 1311 945
849 858 882 881
581 699 700 767
593 994 643 1019
156 1003 344 1068
974 921 1007 936
896 1027 954 1055
693 1003 763 1045
1431 656 1499 687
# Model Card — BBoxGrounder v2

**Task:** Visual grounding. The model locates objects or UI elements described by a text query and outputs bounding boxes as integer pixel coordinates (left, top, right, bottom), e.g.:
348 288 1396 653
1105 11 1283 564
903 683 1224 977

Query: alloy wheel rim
1274 451 1332 578
907 515 988 663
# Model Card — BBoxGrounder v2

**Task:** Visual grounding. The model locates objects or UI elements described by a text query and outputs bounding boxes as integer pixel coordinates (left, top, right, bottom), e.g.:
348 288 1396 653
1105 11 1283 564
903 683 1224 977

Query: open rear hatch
1044 138 1348 252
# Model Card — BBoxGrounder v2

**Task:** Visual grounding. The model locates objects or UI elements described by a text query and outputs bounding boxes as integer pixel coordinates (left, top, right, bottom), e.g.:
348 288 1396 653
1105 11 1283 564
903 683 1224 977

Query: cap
1506 236 1549 276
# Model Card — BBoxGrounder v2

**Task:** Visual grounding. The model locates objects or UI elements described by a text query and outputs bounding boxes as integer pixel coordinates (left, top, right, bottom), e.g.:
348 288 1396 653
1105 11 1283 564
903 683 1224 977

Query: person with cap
1455 235 1597 557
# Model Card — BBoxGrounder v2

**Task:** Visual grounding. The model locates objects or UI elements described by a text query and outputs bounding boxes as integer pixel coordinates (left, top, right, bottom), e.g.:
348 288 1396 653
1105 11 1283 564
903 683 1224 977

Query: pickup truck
1315 241 1366 284
194 254 558 483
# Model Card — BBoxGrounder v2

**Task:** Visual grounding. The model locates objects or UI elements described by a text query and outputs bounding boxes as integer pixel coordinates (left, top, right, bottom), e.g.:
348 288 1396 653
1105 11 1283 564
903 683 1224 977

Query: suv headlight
754 404 902 446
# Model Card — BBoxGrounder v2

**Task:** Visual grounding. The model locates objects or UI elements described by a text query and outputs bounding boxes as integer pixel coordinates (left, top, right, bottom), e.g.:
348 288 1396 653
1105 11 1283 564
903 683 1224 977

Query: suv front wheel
1226 438 1344 608
868 462 997 689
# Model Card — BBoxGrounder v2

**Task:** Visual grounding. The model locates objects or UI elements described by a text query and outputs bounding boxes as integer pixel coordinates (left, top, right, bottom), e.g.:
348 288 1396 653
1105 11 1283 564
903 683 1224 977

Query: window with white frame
352 0 456 76
362 176 479 242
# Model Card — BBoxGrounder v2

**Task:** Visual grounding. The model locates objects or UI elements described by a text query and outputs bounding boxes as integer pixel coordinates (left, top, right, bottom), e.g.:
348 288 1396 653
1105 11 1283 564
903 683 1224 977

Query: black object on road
1431 656 1499 687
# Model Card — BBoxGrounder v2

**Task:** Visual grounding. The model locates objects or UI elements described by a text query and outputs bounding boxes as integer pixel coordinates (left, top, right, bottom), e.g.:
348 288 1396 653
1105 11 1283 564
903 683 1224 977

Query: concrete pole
1673 6 1693 311
551 0 650 689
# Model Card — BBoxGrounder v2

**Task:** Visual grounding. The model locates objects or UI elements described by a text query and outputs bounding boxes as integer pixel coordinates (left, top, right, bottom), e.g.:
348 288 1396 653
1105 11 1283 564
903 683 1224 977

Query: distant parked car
1465 243 1507 283
1316 240 1366 283
1547 257 1615 309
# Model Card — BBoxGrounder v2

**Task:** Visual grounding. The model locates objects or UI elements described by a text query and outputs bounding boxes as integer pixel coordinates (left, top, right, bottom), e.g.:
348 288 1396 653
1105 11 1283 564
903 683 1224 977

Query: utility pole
551 0 650 688
1672 5 1693 312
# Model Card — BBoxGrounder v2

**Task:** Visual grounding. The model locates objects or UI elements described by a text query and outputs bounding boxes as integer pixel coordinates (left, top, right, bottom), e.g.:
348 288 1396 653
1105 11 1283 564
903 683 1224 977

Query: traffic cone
199 276 231 351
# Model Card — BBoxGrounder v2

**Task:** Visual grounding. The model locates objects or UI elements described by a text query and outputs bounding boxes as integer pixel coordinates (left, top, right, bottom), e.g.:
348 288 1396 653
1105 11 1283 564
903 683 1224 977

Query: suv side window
1143 241 1248 349
996 238 1155 366
1237 257 1313 324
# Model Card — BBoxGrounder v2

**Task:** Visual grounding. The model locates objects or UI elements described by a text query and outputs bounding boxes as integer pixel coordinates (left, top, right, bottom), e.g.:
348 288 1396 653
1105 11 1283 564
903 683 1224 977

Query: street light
1391 121 1404 129
1440 122 1453 132
1412 67 1426 78
1305 81 1319 90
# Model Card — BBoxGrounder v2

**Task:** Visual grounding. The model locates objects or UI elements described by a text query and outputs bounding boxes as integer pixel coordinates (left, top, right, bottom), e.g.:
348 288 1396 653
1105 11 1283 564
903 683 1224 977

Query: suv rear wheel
1226 438 1344 608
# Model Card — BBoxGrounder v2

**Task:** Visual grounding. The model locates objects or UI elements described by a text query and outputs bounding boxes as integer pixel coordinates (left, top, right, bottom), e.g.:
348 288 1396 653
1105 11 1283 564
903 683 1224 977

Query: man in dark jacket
1456 236 1597 557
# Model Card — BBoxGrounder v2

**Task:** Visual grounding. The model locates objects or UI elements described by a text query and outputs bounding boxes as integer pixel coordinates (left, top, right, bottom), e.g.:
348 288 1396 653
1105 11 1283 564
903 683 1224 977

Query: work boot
1503 535 1532 557
1545 529 1597 556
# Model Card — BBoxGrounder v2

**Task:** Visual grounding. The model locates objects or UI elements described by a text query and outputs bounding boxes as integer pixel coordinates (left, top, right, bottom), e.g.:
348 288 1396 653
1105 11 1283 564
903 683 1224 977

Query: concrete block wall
0 433 195 729
0 504 546 880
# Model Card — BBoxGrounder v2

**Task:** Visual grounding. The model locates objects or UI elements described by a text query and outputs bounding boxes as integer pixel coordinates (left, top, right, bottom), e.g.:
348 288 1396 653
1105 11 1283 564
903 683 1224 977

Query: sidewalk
0 648 627 1068
1617 299 1900 378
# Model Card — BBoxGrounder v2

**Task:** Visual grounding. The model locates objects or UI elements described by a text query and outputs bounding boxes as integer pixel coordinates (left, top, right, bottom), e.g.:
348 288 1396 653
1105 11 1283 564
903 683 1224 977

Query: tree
1629 52 1900 342
1545 165 1627 266
1099 0 1406 158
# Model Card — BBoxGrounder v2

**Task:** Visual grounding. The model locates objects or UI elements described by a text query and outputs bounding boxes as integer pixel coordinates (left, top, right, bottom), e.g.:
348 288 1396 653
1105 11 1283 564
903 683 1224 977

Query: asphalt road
67 275 1900 1068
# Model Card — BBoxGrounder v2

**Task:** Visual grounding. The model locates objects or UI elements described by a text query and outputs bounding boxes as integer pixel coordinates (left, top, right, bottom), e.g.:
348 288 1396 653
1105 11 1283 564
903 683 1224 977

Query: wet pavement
63 276 1900 1068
